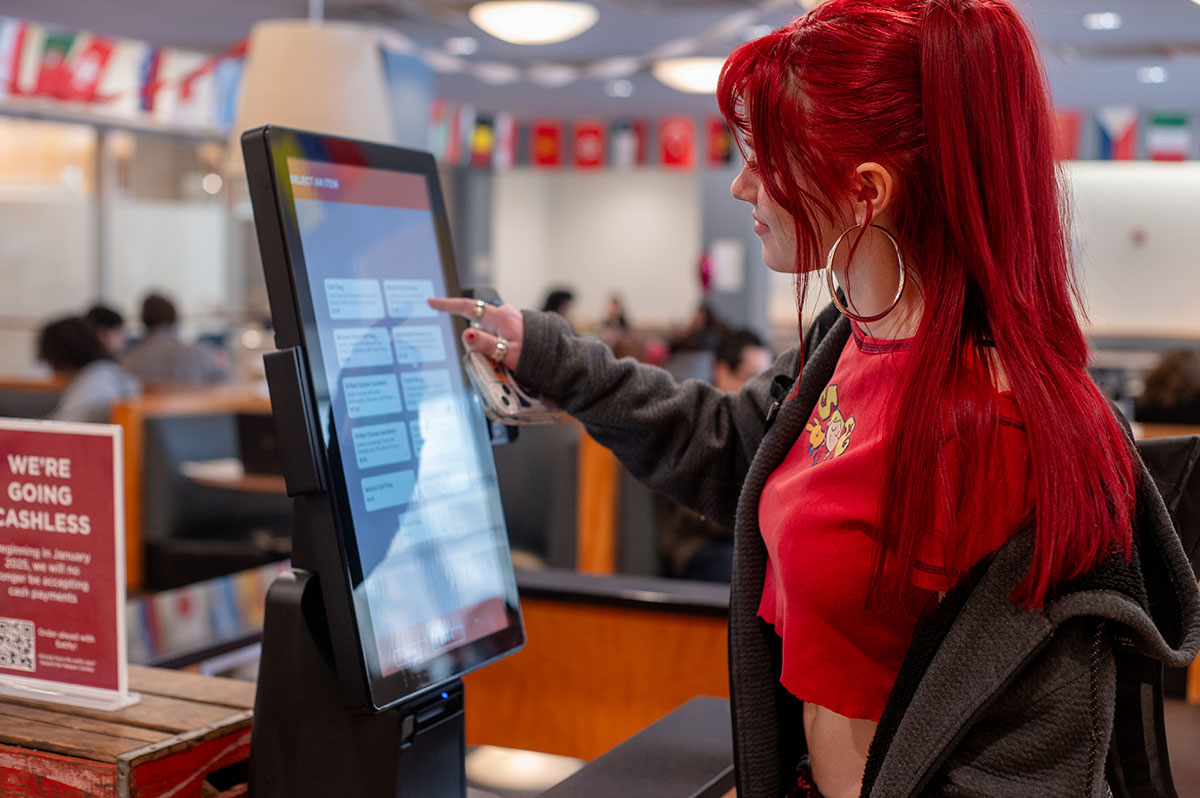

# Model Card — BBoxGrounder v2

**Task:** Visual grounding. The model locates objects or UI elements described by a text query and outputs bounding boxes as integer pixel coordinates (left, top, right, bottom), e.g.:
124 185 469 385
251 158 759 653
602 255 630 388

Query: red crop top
758 323 1033 722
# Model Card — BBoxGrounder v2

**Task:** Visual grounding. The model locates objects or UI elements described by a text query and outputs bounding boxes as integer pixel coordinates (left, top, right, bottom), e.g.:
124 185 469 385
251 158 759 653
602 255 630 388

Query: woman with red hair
432 1 1200 795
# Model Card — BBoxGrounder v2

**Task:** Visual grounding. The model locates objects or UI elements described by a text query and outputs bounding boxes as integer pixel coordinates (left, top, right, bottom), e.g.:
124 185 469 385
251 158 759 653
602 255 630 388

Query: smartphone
464 351 567 426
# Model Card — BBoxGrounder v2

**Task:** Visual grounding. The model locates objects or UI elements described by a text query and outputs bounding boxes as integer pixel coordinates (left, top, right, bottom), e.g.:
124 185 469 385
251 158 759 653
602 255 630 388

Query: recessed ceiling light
1082 12 1122 31
444 36 480 56
1136 66 1168 84
469 1 599 46
651 57 724 94
604 78 633 98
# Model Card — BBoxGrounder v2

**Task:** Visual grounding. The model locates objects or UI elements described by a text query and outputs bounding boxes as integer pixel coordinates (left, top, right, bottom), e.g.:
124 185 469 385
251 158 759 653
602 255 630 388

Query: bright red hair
718 0 1135 608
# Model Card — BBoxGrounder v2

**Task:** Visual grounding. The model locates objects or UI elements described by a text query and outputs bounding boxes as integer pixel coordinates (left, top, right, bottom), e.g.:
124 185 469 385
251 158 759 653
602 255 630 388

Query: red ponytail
718 0 1134 608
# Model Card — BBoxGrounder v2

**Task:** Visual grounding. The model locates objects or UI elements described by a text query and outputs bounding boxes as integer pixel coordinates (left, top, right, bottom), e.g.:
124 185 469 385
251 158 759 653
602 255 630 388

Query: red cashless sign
0 419 134 709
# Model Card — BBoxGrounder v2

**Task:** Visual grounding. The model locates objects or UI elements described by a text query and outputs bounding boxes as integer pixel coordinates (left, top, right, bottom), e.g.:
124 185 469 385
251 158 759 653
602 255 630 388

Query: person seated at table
84 303 129 358
1135 348 1200 425
122 293 231 386
659 328 773 582
37 315 140 424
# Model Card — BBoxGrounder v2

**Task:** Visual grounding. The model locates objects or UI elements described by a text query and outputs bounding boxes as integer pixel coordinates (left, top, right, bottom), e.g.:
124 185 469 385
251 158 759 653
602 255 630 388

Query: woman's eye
745 158 760 172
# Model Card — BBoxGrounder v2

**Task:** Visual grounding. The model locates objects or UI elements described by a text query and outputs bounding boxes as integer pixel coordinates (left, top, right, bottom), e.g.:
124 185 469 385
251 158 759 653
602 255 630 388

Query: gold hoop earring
824 223 906 323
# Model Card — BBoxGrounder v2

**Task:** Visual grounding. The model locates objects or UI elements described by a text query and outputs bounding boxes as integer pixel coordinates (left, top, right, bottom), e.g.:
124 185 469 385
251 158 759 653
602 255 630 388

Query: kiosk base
250 569 467 798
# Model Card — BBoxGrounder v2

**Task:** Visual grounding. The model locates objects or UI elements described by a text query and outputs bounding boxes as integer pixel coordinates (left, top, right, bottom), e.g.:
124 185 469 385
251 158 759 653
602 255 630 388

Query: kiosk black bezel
241 125 524 712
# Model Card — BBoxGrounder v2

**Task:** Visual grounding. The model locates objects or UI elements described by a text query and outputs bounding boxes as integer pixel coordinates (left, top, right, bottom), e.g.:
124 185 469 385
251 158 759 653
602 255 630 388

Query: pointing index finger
426 297 478 320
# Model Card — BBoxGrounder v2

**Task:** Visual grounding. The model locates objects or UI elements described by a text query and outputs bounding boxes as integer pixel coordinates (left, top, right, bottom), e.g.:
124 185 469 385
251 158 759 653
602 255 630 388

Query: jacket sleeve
512 309 801 530
920 619 1115 798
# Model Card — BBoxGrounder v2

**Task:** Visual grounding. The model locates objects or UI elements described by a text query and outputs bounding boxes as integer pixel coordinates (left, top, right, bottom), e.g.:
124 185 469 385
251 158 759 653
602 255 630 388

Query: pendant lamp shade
230 20 396 168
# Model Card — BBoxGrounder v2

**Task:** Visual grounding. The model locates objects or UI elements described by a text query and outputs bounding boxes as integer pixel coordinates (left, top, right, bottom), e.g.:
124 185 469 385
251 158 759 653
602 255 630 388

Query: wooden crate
0 665 253 798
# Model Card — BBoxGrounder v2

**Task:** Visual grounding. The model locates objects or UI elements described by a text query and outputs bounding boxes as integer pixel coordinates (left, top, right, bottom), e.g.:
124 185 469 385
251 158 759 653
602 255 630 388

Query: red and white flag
659 116 696 169
1 20 44 97
573 119 606 169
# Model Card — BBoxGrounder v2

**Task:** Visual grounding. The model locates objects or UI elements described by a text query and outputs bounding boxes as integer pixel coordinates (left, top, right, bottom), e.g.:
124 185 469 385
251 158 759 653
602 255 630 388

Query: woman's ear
852 162 896 226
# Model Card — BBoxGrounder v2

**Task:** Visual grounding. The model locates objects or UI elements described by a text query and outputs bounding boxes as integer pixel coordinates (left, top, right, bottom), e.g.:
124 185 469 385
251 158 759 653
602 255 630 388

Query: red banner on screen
286 158 430 211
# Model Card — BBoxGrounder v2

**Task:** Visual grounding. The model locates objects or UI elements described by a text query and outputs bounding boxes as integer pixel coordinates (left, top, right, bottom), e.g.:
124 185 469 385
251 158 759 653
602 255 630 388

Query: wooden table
0 665 253 797
180 457 288 495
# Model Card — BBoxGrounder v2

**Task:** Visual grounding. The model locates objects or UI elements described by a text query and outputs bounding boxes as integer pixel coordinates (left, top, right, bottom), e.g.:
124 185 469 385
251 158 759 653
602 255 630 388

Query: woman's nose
731 163 756 203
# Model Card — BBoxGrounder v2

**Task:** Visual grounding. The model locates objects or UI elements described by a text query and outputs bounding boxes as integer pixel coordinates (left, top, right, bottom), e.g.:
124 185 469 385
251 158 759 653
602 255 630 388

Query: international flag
211 56 242 130
1096 107 1138 161
1 20 45 97
1052 109 1081 161
0 19 26 98
66 35 116 102
1146 112 1191 162
471 114 495 169
532 119 563 168
444 104 473 166
138 45 163 111
429 99 450 161
610 118 647 168
493 112 517 170
34 29 75 98
660 116 696 169
706 117 734 166
573 119 606 169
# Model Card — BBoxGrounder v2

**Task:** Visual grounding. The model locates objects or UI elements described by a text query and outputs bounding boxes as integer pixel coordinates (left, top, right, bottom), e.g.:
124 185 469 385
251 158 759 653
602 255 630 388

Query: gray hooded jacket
513 303 1200 798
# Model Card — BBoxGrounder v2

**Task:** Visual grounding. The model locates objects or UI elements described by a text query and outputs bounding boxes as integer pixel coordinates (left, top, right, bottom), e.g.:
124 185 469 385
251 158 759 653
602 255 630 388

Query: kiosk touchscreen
241 126 524 798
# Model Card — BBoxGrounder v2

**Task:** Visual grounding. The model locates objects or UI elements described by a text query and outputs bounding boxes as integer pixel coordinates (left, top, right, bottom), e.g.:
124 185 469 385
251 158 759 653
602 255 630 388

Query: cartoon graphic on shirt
804 383 855 465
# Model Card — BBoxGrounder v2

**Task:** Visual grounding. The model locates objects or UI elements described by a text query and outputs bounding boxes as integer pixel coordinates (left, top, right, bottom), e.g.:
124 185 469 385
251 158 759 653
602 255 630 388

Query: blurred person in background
1135 348 1200 424
669 303 730 354
540 288 576 332
84 303 129 358
122 292 230 386
714 328 772 393
38 315 140 424
659 327 774 582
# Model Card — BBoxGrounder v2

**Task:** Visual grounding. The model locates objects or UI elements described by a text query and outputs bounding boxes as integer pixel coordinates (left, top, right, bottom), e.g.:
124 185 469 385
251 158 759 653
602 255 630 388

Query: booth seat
112 390 291 590
0 374 63 419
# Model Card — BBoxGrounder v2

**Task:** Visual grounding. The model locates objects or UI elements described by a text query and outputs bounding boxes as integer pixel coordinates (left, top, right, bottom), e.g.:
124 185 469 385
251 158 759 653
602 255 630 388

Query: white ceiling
5 0 1200 117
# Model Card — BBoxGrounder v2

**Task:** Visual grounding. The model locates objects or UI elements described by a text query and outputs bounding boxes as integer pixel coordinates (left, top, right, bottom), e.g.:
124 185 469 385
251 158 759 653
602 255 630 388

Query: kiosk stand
251 569 466 798
250 347 468 798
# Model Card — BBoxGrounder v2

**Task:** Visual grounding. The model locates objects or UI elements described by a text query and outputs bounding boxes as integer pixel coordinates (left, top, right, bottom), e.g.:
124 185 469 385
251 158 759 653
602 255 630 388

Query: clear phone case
463 351 567 425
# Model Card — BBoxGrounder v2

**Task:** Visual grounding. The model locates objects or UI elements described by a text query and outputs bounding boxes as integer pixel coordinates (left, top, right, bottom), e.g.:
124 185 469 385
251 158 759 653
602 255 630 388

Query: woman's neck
831 225 922 340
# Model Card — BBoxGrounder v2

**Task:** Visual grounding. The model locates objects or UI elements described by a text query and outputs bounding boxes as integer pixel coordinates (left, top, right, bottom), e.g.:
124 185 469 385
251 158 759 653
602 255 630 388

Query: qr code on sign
0 617 35 672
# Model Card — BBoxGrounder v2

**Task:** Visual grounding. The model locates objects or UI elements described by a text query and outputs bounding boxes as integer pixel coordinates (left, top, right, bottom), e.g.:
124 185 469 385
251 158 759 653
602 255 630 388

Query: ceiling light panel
1082 12 1122 31
469 1 599 46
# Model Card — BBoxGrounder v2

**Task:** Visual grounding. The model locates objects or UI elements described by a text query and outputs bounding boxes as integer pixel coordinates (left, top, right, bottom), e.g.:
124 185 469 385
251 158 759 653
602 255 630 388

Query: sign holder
0 418 138 711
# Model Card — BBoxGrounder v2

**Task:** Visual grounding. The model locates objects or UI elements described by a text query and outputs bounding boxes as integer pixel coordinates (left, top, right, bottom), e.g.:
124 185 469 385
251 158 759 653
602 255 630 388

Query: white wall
0 197 96 372
768 163 1200 344
109 199 230 335
491 169 702 327
1066 162 1200 337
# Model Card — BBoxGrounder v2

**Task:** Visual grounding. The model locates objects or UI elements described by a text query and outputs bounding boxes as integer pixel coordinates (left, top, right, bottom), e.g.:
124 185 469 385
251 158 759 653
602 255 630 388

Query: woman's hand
427 297 524 372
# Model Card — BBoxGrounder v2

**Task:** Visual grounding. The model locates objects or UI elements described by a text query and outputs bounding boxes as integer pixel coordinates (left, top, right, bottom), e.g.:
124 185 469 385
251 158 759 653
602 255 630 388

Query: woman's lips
753 216 769 235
